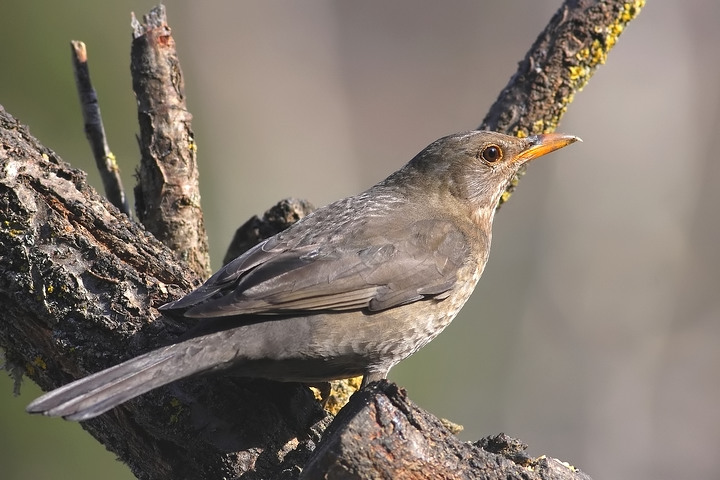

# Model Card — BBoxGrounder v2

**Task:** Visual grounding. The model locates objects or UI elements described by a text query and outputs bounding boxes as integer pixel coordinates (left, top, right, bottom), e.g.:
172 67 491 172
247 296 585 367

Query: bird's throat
470 204 497 231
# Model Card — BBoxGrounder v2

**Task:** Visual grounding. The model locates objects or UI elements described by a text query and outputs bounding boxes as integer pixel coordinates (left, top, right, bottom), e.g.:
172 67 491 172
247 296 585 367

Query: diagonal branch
483 0 644 206
70 40 130 216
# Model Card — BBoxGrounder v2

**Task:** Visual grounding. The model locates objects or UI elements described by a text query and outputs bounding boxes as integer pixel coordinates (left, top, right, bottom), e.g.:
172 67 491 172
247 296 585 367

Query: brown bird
27 130 580 420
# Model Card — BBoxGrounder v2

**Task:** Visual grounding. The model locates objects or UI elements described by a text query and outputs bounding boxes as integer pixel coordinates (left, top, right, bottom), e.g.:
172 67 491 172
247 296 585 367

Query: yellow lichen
531 119 545 135
570 1 646 93
542 0 646 140
168 398 183 424
320 376 363 415
105 152 119 173
440 417 464 434
33 356 47 370
46 285 54 294
559 460 578 471
4 220 25 237
568 65 587 82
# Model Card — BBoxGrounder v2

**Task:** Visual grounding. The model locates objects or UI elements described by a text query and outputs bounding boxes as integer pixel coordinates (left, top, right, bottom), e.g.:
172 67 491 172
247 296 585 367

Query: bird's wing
162 218 470 318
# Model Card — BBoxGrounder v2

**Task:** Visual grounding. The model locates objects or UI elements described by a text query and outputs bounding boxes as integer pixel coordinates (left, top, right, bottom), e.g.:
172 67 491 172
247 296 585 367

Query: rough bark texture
303 382 592 480
131 5 211 279
0 105 331 479
0 1 644 478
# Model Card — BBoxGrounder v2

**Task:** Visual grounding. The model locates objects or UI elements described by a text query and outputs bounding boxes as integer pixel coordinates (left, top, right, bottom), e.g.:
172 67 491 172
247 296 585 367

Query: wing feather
163 218 470 318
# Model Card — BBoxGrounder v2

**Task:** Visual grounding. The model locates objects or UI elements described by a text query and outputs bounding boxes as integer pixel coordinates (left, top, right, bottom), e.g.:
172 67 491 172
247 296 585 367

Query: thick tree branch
0 1 644 478
303 382 592 480
131 5 211 278
0 105 329 479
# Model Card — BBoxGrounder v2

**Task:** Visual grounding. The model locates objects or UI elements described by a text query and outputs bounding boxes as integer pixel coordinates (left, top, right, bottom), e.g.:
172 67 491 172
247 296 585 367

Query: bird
27 130 580 421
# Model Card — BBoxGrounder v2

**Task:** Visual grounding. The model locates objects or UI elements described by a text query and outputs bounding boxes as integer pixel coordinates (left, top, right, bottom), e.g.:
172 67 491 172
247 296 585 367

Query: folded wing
161 218 470 318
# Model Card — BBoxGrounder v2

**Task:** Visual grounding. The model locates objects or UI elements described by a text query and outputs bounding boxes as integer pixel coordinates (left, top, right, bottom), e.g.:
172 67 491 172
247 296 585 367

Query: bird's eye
481 145 502 163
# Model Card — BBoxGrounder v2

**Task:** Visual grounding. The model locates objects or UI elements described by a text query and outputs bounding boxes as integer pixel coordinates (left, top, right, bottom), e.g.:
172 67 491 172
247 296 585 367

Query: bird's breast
396 259 486 360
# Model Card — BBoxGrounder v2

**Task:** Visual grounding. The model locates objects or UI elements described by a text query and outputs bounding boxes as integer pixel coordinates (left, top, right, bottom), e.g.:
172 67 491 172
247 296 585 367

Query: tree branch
0 105 329 479
483 0 644 206
0 1 644 478
303 382 592 480
70 40 130 216
131 5 211 279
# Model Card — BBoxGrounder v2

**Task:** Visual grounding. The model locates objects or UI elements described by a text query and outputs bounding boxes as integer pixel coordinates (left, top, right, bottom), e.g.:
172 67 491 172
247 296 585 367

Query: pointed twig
70 40 130 216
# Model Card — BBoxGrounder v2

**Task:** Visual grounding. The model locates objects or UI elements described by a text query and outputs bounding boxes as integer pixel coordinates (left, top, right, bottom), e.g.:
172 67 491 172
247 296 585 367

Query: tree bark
303 382 592 480
0 1 644 478
131 6 211 279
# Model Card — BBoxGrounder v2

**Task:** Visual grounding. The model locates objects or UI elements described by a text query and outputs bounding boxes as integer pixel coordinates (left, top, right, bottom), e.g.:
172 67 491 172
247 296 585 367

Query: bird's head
391 130 581 225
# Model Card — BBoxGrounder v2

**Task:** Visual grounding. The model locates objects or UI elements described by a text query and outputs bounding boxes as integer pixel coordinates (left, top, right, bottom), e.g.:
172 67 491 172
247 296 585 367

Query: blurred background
2 1 719 479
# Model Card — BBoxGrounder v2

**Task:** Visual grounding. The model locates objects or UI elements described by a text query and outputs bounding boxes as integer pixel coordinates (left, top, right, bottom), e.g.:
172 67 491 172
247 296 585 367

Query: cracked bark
131 6 211 279
0 1 643 478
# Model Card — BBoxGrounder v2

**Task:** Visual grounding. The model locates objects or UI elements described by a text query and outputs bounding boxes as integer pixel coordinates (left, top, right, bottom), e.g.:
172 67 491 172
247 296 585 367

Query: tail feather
27 318 315 420
27 345 194 421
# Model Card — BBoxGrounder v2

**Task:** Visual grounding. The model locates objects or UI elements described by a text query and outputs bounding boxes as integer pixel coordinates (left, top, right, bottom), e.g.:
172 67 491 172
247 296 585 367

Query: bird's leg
360 370 388 389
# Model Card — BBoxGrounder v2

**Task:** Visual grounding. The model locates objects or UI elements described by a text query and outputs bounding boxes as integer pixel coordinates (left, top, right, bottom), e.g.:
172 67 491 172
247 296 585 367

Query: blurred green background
2 1 720 479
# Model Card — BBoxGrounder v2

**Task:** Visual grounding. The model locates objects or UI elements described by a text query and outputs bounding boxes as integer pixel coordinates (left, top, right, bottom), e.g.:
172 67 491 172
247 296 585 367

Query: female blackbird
27 130 579 420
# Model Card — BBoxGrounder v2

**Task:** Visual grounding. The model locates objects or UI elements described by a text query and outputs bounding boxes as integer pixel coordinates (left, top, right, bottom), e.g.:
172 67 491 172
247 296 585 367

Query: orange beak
515 133 582 164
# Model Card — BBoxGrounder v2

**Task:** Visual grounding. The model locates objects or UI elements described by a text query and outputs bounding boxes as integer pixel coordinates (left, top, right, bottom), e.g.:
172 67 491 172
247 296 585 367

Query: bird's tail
26 332 234 421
